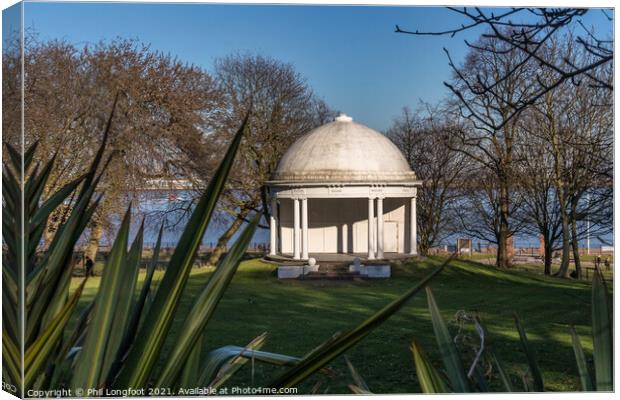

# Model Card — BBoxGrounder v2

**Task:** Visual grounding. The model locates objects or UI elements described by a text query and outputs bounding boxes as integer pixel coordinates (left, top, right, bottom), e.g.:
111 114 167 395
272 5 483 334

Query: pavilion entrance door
384 221 399 252
307 225 338 253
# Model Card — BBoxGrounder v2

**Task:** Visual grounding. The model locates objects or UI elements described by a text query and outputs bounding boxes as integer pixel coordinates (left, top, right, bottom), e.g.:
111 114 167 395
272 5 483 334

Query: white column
293 198 300 260
410 196 417 255
269 197 277 256
341 223 348 254
301 198 309 260
377 197 384 259
368 198 375 259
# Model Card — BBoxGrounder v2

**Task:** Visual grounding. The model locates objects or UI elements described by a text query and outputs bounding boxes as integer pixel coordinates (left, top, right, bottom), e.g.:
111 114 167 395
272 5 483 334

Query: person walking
604 256 611 271
85 256 94 277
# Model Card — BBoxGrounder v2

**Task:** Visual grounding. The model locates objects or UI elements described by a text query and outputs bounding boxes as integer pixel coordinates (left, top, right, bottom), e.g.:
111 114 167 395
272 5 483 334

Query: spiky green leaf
101 220 144 383
198 342 309 387
5 142 23 176
178 334 203 390
3 330 21 388
23 141 39 170
592 270 612 391
207 332 267 390
70 208 132 390
426 287 470 392
345 357 371 393
268 257 450 388
113 113 249 389
513 313 544 392
118 222 164 360
569 326 594 391
489 351 513 392
156 213 260 387
411 339 448 393
31 175 84 228
24 279 87 388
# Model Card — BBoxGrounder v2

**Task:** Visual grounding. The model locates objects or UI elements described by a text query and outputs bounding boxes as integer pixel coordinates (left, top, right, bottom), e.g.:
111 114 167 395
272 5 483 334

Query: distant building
267 114 422 260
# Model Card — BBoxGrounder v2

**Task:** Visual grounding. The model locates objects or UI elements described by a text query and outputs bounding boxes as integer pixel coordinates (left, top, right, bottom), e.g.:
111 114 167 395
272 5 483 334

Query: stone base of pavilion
264 253 417 280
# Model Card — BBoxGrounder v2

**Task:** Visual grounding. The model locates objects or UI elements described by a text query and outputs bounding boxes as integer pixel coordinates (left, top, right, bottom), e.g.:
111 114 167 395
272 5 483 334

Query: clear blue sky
7 2 614 131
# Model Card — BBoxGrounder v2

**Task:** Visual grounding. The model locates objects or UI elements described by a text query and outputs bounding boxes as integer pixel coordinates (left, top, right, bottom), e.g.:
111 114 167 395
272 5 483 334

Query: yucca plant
4 101 452 396
3 115 111 395
570 268 613 391
267 257 450 389
1 107 292 395
408 271 613 393
3 96 120 395
345 357 372 394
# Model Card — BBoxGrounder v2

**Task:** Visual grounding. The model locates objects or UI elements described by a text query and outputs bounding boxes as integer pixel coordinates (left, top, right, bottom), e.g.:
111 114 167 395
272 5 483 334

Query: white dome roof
271 114 417 183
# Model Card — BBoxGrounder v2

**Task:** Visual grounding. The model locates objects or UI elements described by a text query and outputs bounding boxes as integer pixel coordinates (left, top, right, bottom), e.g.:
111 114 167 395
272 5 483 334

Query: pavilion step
318 262 351 273
303 271 362 280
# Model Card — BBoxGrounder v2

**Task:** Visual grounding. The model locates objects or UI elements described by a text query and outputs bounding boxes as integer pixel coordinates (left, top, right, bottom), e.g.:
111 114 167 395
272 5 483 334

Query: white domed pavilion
267 113 421 260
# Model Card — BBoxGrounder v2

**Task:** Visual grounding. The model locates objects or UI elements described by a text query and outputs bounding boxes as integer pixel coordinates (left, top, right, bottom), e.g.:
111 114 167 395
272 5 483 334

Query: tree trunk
570 200 582 279
538 233 553 275
206 209 250 267
555 210 571 278
418 231 430 256
85 222 103 265
496 180 511 268
543 235 553 276
497 229 509 268
550 128 570 278
540 229 553 275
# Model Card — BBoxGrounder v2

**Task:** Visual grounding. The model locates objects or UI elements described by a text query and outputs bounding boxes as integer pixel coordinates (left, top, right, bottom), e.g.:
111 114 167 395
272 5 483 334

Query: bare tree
203 54 334 266
396 7 613 129
397 8 613 274
515 116 563 275
2 35 223 260
441 33 534 268
562 68 612 277
455 162 526 261
387 105 466 255
518 35 612 278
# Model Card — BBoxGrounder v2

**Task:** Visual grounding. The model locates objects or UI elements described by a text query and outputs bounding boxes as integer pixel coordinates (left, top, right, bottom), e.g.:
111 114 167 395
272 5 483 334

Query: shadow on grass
71 255 601 393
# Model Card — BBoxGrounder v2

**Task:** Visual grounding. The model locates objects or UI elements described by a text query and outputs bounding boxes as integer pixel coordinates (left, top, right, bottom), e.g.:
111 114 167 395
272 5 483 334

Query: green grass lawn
70 256 608 394
458 253 614 282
